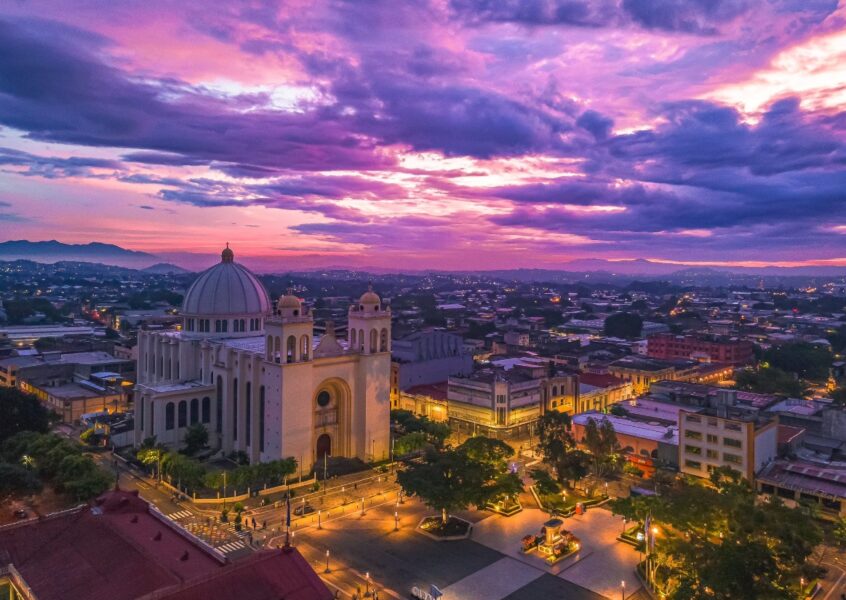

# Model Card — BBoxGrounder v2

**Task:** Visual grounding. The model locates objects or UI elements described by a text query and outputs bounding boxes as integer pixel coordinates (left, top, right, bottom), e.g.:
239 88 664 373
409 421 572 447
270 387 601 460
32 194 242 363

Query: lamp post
365 572 371 596
621 580 626 600
360 497 365 516
394 511 399 531
318 510 322 529
324 549 331 574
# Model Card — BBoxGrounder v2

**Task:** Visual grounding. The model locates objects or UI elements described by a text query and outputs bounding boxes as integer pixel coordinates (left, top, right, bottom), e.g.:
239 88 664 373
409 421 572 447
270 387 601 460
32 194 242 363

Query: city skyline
1 1 845 270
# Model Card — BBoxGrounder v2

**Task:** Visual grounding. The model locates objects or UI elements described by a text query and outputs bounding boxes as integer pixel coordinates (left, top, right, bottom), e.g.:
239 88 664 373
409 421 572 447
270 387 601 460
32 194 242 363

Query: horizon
1 2 845 269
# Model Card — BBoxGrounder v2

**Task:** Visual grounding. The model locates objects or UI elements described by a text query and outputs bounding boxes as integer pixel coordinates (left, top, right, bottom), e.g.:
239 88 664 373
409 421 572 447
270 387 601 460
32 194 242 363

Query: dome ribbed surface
182 261 270 315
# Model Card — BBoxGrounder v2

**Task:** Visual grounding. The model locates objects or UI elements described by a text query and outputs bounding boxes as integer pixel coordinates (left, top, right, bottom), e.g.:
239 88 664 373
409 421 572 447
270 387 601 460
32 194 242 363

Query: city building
572 412 678 475
574 373 633 414
390 329 472 408
447 360 577 439
0 488 333 600
134 246 391 471
393 382 449 422
678 390 778 481
606 357 677 395
647 333 754 365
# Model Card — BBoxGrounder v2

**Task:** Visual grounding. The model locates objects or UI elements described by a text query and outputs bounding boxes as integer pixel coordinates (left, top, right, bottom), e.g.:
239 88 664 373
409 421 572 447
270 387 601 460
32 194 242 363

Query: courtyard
272 495 643 599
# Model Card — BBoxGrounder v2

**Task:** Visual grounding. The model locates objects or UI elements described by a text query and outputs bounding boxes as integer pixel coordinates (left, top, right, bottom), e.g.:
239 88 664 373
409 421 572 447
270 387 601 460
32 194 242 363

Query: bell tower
348 285 391 462
264 290 314 364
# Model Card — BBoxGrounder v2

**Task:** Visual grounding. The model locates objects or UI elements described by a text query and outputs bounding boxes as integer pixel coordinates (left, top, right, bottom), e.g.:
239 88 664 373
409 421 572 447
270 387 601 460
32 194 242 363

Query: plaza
274 494 644 600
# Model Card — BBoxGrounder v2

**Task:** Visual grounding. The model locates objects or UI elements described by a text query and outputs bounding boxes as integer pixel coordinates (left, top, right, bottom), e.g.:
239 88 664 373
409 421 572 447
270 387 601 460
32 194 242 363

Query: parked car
294 504 315 516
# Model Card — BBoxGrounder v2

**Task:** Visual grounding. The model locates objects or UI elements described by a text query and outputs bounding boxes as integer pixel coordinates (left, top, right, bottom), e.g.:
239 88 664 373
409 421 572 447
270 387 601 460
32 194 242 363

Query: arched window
222 320 228 333
317 390 331 407
233 378 238 440
239 319 245 332
215 376 223 433
286 335 296 363
178 401 187 428
266 335 273 357
274 337 281 363
165 402 175 430
259 386 265 452
202 397 210 423
370 329 378 353
158 356 163 377
380 328 388 352
552 386 558 397
301 335 310 361
245 382 252 447
190 398 199 424
350 329 357 348
359 329 365 350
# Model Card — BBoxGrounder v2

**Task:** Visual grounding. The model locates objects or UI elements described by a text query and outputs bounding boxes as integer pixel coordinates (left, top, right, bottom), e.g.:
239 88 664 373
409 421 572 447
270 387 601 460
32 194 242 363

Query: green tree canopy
610 470 822 599
582 417 622 478
0 387 51 444
735 366 809 397
182 423 209 456
603 312 643 339
763 342 832 381
398 436 522 525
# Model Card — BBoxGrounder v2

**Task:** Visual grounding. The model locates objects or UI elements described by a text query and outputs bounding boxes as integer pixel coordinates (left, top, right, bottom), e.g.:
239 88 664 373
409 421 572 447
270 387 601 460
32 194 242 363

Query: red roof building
647 333 754 366
0 489 332 600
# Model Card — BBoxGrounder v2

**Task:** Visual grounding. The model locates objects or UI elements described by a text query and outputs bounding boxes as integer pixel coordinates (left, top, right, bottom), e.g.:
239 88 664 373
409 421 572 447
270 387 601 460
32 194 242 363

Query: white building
134 246 392 470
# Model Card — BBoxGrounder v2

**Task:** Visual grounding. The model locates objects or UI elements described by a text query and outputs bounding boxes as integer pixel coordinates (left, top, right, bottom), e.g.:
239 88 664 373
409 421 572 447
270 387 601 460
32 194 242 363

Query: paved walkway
442 557 544 600
471 507 641 599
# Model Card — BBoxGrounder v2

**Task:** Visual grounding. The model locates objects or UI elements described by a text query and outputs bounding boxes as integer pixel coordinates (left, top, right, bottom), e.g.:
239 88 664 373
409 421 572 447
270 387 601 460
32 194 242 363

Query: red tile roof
578 372 626 389
405 381 448 401
0 489 332 600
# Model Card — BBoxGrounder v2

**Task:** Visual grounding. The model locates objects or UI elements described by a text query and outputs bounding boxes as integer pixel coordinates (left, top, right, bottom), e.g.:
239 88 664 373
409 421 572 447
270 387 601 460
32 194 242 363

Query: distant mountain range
1 240 844 282
0 240 158 268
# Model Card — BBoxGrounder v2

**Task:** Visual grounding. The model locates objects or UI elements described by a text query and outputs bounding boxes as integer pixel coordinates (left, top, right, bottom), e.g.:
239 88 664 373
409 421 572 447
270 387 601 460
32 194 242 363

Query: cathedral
133 245 392 471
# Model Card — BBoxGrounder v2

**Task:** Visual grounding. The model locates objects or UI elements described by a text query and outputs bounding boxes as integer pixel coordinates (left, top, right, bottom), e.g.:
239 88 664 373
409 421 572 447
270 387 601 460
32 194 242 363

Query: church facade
133 246 392 471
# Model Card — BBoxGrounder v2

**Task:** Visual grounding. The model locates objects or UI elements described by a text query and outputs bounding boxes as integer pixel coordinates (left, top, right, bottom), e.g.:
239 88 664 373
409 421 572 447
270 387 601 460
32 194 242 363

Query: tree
391 409 450 447
736 366 809 397
0 462 42 497
530 468 561 496
397 448 484 525
582 417 622 478
610 472 822 599
830 387 846 407
161 452 206 491
393 431 428 455
398 437 522 525
834 517 846 547
763 342 832 382
182 423 209 456
556 449 590 487
604 312 643 339
0 387 51 443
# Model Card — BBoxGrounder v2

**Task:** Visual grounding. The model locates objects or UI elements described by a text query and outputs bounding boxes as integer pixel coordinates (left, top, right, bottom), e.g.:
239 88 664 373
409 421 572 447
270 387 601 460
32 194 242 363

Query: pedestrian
263 519 267 530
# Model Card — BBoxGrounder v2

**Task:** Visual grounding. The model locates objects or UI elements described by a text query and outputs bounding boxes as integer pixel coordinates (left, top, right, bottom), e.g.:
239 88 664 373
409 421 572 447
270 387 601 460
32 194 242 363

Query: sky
0 0 845 271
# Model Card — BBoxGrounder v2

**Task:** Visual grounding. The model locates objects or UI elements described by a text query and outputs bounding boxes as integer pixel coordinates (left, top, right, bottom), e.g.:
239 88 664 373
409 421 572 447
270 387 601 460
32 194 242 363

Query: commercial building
574 373 633 414
390 329 473 408
647 333 754 366
447 360 577 439
678 389 778 481
572 411 679 474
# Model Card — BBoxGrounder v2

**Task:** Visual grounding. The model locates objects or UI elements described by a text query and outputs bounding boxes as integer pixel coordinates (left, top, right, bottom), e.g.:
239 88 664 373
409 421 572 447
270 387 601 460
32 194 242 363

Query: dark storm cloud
0 20 391 172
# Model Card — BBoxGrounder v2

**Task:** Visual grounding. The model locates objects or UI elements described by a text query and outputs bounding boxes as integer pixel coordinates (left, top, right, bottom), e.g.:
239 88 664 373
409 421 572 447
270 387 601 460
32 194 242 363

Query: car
13 509 28 519
293 504 315 516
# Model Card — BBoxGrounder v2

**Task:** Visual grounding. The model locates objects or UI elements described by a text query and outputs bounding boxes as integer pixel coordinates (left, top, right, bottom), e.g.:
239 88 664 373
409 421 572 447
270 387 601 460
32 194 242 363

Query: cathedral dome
277 290 302 310
182 245 270 316
358 284 381 306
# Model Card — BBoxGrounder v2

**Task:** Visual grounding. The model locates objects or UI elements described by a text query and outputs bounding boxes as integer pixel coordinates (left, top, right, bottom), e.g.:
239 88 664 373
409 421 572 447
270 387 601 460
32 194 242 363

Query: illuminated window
317 391 331 407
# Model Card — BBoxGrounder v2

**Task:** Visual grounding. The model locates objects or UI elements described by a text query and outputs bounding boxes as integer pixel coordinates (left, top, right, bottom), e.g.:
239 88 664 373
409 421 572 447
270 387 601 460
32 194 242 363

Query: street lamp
324 549 331 574
360 497 365 516
318 509 322 529
621 580 626 600
394 511 399 531
365 572 371 595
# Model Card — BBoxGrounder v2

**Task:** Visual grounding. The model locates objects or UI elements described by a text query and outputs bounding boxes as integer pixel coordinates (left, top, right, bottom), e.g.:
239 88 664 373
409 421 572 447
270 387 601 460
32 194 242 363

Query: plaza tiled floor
471 506 641 599
442 557 544 600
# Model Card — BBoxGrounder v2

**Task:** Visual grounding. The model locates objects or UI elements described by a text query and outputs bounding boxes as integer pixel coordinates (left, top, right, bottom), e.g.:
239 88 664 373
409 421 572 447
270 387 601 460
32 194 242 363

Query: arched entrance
316 433 332 459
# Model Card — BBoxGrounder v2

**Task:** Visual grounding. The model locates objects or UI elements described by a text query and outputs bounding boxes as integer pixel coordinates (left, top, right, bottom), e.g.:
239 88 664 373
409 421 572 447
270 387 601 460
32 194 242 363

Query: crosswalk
168 510 192 520
217 540 248 554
